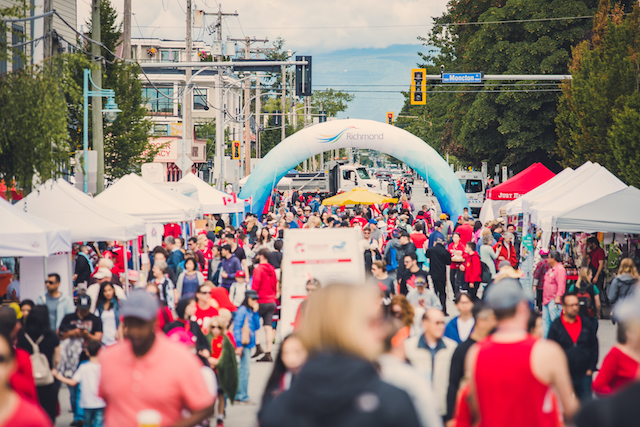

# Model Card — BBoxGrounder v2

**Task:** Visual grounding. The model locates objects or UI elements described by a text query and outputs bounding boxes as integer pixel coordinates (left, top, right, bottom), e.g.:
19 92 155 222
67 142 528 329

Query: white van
455 170 484 216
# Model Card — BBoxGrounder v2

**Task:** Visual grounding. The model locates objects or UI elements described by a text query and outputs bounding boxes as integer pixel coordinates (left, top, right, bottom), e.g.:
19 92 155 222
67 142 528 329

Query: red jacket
464 252 482 284
493 238 518 268
252 263 278 304
11 348 38 404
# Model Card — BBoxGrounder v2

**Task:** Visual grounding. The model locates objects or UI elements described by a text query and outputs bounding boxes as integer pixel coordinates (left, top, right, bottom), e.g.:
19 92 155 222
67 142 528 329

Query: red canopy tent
480 163 555 222
0 181 23 202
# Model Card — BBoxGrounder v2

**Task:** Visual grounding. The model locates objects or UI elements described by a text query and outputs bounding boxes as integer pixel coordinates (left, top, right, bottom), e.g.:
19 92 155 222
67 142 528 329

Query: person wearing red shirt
494 233 518 268
251 249 278 362
0 307 38 405
194 283 219 334
592 324 640 396
410 222 427 250
585 236 606 292
460 242 482 299
0 328 52 427
448 232 466 295
456 222 474 246
350 211 368 228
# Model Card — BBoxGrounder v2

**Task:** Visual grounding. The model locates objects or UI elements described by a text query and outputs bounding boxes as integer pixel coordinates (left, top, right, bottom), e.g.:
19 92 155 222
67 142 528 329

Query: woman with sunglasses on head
95 282 122 346
15 306 60 424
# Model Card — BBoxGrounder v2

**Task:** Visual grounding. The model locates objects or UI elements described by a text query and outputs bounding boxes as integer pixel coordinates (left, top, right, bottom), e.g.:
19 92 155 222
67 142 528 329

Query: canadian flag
371 203 381 217
222 193 238 206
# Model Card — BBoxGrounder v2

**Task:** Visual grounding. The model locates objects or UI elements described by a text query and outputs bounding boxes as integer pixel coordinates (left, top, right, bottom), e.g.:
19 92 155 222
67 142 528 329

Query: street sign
176 153 193 172
442 73 483 83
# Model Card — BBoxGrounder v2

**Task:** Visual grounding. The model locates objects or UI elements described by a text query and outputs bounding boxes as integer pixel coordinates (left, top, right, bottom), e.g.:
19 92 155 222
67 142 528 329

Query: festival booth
0 197 72 302
479 163 555 223
180 173 246 215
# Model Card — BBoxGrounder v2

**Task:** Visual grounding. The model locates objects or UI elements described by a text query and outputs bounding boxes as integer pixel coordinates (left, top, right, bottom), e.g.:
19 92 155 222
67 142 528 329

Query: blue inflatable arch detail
239 119 469 219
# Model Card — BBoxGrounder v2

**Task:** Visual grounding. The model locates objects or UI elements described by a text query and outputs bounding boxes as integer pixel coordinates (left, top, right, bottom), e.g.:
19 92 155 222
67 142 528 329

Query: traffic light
387 112 394 125
295 55 312 97
411 68 426 105
232 141 240 159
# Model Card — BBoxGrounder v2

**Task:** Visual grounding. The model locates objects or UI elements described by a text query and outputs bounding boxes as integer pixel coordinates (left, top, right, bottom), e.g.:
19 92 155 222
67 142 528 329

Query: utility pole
91 0 105 193
43 0 52 58
123 0 131 60
209 6 238 189
184 0 193 177
228 36 268 177
281 64 286 142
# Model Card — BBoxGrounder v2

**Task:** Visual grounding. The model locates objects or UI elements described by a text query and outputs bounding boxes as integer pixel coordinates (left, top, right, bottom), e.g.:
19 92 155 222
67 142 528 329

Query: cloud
77 0 447 53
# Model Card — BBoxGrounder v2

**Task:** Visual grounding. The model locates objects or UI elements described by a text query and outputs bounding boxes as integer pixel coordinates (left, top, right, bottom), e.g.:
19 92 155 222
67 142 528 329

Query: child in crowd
53 340 105 427
260 334 308 412
229 271 248 307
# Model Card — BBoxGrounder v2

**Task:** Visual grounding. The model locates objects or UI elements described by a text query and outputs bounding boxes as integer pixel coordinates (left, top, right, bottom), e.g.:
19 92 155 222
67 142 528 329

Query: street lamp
83 68 121 193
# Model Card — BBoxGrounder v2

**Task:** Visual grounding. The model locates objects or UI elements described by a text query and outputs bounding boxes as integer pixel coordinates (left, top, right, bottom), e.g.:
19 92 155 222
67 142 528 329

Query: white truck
455 170 485 216
286 161 393 196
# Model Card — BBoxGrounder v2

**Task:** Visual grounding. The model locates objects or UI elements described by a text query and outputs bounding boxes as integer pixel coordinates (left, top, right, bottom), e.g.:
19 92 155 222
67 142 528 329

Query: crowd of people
1 183 640 427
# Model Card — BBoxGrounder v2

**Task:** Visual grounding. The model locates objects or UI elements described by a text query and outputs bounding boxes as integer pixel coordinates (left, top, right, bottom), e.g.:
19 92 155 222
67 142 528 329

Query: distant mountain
312 44 430 122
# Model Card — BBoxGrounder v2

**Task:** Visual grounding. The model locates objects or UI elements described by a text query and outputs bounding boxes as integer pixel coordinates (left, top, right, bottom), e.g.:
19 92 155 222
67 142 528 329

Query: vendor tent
0 197 71 257
155 184 203 218
180 173 246 214
480 163 555 222
17 179 145 242
552 186 640 234
96 174 198 223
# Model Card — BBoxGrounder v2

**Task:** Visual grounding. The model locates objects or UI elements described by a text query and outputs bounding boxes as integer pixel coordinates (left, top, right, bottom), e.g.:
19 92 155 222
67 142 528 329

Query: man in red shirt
251 249 278 362
456 221 474 246
547 294 598 402
465 278 579 427
100 290 215 427
584 236 606 292
461 242 482 299
194 283 219 334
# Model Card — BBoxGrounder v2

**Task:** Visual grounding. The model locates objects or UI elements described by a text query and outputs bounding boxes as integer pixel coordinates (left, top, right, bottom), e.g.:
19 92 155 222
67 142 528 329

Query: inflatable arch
239 119 469 219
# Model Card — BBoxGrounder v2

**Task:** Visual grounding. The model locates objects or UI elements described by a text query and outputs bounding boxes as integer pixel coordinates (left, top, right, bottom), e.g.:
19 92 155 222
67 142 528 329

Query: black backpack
575 286 596 318
481 262 492 284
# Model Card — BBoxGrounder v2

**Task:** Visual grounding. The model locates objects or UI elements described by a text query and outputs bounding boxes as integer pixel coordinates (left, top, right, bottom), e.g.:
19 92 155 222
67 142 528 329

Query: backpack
385 246 399 272
480 262 492 284
24 334 54 386
575 286 596 318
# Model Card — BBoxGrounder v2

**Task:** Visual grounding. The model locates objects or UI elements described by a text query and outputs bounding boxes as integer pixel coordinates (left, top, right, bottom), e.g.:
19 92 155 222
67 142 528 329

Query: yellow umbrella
322 188 397 206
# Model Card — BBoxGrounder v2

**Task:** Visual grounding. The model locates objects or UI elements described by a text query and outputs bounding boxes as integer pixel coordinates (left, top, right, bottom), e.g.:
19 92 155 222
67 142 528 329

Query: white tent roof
553 186 640 234
505 166 576 216
530 164 626 225
180 173 245 214
17 179 146 242
154 184 203 218
95 174 198 223
479 199 510 224
0 197 71 257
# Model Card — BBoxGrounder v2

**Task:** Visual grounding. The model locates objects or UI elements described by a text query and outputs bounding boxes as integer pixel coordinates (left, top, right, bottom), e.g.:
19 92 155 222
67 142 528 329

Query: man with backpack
548 294 598 402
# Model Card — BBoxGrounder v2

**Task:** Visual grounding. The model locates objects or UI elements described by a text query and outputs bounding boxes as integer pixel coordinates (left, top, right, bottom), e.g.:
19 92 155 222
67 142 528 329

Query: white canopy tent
0 197 71 257
17 179 146 242
505 166 577 216
553 186 640 234
154 184 203 218
96 174 198 223
180 173 246 214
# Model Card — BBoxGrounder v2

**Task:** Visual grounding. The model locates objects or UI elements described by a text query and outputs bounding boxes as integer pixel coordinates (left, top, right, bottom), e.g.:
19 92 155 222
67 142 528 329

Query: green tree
84 0 156 179
311 89 355 117
556 0 640 182
0 65 70 193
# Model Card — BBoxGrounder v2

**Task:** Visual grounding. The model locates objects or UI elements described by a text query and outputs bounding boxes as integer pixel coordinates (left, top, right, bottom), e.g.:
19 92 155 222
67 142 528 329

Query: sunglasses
211 326 222 330
45 280 55 285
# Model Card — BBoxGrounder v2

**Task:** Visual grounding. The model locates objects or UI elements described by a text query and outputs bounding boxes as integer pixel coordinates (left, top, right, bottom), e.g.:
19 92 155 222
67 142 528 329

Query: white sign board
279 228 365 337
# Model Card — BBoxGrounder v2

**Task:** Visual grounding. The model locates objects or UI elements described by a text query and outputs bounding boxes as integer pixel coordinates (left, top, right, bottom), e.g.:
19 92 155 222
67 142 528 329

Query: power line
317 89 563 94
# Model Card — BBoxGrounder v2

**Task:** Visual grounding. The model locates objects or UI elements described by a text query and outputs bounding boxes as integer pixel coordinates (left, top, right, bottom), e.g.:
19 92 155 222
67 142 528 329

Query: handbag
241 314 251 346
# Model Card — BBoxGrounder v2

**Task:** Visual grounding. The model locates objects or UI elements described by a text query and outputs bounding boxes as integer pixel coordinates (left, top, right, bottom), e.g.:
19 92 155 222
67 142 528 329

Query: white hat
93 267 112 280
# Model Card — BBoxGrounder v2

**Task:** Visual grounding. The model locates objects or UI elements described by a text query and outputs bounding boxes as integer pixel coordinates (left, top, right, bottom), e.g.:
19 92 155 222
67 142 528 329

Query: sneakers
216 419 224 427
257 353 273 362
252 344 264 359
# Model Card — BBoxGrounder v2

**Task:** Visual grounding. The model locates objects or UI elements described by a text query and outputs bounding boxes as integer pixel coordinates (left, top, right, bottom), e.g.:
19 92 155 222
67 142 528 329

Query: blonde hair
619 258 639 280
218 308 232 328
577 267 591 288
301 283 380 361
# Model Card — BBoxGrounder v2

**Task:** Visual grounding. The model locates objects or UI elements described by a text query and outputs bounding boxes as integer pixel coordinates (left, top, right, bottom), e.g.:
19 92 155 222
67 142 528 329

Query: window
193 88 207 110
160 50 178 62
356 168 370 180
142 86 174 116
12 25 24 71
152 124 169 136
459 179 483 194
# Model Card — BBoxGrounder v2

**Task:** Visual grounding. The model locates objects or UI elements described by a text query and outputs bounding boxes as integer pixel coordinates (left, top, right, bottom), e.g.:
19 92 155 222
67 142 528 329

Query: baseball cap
245 289 258 300
93 268 112 280
235 270 246 278
415 277 427 287
539 248 550 257
613 290 640 323
484 278 529 310
392 229 399 238
77 294 92 310
434 220 443 227
368 218 377 224
440 214 447 220
122 289 160 321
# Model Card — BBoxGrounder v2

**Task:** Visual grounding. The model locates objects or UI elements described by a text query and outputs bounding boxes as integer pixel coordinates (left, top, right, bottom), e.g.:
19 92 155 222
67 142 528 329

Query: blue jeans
235 346 252 402
573 374 593 402
83 408 104 427
542 300 561 338
69 384 84 421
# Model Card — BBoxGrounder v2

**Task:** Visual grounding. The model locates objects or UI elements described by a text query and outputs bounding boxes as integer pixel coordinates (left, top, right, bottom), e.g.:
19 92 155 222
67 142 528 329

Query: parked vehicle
455 170 484 216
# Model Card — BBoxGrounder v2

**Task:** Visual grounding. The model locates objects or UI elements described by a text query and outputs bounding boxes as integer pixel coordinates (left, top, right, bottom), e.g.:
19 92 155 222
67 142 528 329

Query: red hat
235 270 246 278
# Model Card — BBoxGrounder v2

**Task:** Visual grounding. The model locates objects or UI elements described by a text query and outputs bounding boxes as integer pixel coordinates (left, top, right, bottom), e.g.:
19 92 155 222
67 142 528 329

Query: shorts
258 303 276 325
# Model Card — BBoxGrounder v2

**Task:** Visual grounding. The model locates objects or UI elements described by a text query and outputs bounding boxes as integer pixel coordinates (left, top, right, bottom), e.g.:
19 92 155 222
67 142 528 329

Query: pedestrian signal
387 112 394 125
411 68 426 105
232 141 240 159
